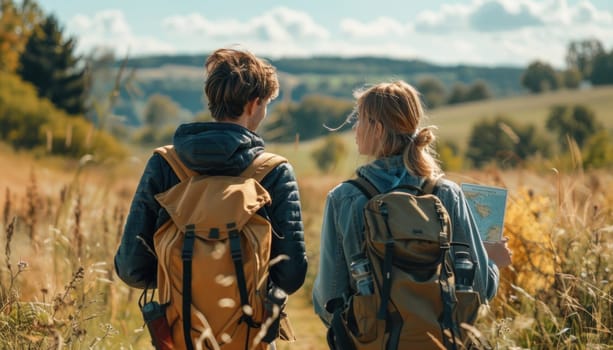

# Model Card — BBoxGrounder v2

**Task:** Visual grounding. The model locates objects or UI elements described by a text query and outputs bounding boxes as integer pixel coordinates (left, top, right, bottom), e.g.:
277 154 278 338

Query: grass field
429 85 613 148
1 87 612 349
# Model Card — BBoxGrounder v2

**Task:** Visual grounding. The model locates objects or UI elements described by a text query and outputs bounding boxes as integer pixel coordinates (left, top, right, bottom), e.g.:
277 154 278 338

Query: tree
262 95 353 142
143 94 180 128
17 14 87 115
589 50 613 85
466 116 550 168
521 60 559 93
0 0 42 72
561 68 582 89
416 76 446 108
566 39 604 80
447 83 468 105
82 49 141 141
464 80 492 102
311 134 347 172
546 104 603 150
582 130 613 169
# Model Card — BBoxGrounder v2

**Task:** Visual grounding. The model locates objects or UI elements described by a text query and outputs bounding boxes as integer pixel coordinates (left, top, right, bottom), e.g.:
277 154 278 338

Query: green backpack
326 176 483 350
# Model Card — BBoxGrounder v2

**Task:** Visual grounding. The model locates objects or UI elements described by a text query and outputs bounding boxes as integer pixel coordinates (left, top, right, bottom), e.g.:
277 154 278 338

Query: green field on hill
429 85 613 148
264 85 613 178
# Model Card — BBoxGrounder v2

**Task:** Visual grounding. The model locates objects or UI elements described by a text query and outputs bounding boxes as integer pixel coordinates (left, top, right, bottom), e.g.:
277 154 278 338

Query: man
115 48 308 348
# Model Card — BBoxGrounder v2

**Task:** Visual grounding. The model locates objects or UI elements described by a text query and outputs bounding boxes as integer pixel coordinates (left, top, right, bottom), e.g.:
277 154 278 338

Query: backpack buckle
182 225 196 261
229 229 242 261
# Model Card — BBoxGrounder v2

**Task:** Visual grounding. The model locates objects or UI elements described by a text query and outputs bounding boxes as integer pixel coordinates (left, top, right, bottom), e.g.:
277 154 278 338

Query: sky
36 0 613 68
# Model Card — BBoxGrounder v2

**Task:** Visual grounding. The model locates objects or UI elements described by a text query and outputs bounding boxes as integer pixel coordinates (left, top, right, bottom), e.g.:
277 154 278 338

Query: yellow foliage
498 189 556 296
0 71 126 160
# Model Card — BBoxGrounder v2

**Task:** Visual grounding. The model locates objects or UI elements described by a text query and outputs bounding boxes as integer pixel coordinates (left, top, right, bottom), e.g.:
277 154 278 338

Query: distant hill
112 54 526 126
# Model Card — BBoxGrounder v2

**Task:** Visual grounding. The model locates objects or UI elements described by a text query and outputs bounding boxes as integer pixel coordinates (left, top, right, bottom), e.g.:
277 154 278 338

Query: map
461 183 508 242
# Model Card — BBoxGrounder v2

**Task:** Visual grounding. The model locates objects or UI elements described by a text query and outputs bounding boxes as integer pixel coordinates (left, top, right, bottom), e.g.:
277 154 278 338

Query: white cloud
414 3 473 33
469 1 543 31
66 10 175 56
63 1 613 67
414 0 545 33
162 6 329 42
339 17 410 39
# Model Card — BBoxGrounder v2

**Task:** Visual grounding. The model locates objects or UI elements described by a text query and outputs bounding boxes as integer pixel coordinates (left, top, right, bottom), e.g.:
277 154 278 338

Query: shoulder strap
345 176 379 199
422 174 444 195
154 145 198 181
240 152 287 182
154 147 286 183
347 174 444 198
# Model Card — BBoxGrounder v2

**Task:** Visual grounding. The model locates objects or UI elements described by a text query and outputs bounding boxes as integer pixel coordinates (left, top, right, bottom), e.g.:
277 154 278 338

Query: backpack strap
348 174 443 198
155 147 286 348
222 152 287 343
231 152 287 336
240 152 287 182
182 224 196 350
154 145 199 181
345 176 379 199
422 174 444 195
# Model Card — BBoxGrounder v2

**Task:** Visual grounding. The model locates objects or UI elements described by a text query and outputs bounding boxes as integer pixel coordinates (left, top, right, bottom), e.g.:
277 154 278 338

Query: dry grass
1 138 611 349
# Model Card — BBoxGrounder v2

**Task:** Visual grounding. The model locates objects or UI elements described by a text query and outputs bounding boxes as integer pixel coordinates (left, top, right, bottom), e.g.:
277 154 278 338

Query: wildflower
17 260 28 272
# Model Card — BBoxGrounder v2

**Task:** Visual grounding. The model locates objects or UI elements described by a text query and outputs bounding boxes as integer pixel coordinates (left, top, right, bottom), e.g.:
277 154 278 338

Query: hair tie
405 129 419 142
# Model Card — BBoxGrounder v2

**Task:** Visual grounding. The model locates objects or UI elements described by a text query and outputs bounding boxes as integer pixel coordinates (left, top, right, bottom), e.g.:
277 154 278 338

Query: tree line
521 39 613 93
0 0 611 170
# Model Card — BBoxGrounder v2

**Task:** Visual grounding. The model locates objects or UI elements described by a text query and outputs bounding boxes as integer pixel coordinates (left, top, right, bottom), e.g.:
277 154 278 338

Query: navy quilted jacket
114 122 308 294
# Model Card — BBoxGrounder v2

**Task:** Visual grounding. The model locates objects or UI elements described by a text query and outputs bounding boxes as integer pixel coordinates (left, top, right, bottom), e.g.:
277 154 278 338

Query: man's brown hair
204 48 279 120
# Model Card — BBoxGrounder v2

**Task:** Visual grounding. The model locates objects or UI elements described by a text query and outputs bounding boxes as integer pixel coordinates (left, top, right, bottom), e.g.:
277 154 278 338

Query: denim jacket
312 155 499 326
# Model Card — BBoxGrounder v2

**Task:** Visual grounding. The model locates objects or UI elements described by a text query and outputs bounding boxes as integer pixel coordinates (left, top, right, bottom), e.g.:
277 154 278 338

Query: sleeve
444 183 500 301
311 192 350 327
114 154 166 289
261 162 308 295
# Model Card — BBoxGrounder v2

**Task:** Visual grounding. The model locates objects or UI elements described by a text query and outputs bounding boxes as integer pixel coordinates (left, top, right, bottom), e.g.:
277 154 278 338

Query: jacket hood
172 122 265 175
357 155 422 191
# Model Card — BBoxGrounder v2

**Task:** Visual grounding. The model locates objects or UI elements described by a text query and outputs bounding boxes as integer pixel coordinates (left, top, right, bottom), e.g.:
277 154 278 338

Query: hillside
111 54 526 126
263 85 613 177
429 85 613 147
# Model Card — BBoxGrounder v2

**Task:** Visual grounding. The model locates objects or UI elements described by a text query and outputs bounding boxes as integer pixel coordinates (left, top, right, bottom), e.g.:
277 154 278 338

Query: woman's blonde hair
354 80 441 177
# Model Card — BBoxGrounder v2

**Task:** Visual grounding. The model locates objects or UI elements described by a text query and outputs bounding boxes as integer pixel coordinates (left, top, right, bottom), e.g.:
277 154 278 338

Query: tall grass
0 145 611 349
0 158 148 349
476 169 612 349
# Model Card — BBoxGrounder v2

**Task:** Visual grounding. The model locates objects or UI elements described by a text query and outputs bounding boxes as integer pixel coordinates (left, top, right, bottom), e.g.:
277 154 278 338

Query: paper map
461 183 508 242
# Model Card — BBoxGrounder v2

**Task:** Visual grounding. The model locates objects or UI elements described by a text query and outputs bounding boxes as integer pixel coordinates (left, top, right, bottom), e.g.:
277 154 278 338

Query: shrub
311 134 348 172
582 130 613 169
0 71 126 160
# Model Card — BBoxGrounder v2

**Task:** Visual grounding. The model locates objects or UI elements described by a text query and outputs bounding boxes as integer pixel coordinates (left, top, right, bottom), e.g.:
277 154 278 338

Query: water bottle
454 251 475 292
350 253 375 295
141 301 174 350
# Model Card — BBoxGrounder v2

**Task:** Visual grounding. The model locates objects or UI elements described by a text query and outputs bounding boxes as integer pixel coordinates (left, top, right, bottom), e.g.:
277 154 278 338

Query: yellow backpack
150 145 291 350
326 176 483 350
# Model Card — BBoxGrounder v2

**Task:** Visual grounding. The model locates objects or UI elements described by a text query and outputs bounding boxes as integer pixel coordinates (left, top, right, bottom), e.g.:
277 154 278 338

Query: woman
312 80 509 348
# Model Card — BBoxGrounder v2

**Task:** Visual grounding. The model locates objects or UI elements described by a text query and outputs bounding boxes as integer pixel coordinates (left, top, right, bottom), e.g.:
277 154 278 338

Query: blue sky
37 0 613 67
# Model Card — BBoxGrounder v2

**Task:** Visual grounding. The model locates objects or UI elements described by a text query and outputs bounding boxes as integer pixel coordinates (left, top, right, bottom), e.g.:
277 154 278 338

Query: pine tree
17 14 87 115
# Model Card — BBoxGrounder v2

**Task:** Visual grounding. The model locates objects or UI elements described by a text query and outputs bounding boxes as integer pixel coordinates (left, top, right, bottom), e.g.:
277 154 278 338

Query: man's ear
245 98 258 116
